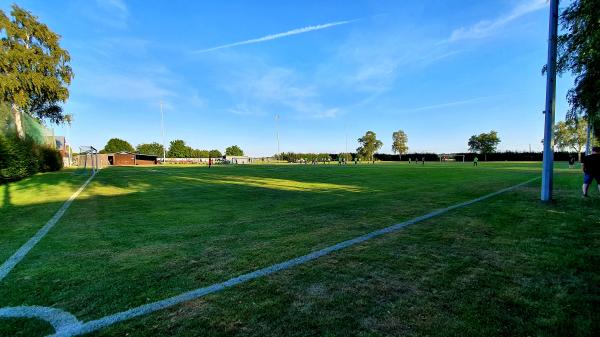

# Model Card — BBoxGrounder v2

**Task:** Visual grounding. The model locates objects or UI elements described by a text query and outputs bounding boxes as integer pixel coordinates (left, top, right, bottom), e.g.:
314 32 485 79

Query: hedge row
0 134 62 183
373 151 582 162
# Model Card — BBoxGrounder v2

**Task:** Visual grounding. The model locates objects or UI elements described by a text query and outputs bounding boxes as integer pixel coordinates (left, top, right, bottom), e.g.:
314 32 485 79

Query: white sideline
39 176 537 337
0 172 96 282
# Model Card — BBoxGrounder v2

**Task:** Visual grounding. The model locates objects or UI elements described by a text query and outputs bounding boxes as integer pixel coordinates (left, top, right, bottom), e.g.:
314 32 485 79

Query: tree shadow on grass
2 183 10 208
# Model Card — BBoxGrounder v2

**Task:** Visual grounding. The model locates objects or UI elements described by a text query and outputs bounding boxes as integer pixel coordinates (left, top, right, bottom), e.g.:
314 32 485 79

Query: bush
40 146 63 172
0 134 62 183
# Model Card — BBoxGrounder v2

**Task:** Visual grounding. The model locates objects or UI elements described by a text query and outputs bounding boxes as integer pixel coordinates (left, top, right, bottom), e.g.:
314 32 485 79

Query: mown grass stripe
54 177 539 337
0 173 96 282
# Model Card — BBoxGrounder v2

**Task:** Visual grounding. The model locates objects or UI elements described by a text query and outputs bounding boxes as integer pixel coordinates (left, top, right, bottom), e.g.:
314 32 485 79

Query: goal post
77 146 99 175
439 154 465 163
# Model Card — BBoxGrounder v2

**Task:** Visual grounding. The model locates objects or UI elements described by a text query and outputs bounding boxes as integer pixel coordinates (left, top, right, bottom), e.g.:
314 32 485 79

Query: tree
191 149 210 158
552 0 600 131
168 139 192 158
0 5 73 138
391 130 408 160
553 120 595 161
356 131 383 161
468 131 501 160
225 145 244 156
137 142 165 157
209 149 222 158
103 138 134 153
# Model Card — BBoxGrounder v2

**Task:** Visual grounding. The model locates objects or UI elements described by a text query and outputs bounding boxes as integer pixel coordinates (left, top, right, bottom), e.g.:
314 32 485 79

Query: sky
0 0 576 155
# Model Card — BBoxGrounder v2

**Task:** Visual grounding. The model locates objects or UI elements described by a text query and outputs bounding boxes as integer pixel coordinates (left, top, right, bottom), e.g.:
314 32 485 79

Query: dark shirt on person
582 153 600 175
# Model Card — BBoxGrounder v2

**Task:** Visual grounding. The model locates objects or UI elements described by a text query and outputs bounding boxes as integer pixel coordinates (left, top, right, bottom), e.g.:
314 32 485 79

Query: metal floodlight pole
541 0 559 202
160 102 166 162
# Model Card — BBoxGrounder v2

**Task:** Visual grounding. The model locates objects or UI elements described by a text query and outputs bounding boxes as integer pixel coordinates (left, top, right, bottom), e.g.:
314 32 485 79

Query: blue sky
1 0 575 155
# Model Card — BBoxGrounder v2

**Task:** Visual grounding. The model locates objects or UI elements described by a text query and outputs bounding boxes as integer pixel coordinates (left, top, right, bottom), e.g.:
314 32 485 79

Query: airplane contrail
194 19 360 53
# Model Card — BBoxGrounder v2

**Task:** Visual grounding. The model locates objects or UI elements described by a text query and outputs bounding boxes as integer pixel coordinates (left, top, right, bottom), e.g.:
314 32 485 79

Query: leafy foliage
0 133 61 182
0 5 73 124
103 138 134 153
209 149 222 158
468 131 501 155
167 139 192 158
356 131 383 161
275 152 331 162
554 0 600 128
554 120 587 152
225 145 244 156
192 149 210 158
391 130 408 158
165 140 216 158
137 142 165 157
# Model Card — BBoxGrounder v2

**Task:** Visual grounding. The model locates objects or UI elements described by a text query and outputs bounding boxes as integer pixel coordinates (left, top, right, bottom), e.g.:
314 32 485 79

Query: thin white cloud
222 66 339 119
91 0 129 29
448 0 547 42
97 0 128 15
402 96 497 112
194 19 359 53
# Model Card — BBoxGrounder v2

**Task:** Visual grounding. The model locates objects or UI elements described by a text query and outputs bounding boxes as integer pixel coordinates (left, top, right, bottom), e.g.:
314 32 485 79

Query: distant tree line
275 152 332 162
99 138 236 158
375 152 581 162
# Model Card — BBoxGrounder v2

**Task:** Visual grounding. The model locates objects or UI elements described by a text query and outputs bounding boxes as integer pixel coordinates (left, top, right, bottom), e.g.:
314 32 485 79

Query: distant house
108 152 158 166
224 155 251 164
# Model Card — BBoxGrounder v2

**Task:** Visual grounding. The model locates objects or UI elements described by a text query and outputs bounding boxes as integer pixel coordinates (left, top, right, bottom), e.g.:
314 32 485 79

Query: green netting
0 102 55 148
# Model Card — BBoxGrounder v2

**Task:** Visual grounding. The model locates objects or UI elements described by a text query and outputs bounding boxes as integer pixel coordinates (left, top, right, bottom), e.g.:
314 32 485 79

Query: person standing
473 156 478 167
421 157 425 165
582 147 600 197
208 157 212 168
568 156 575 169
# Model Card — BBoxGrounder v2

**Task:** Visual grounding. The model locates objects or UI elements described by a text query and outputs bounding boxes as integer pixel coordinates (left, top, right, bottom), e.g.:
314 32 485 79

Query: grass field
0 162 598 336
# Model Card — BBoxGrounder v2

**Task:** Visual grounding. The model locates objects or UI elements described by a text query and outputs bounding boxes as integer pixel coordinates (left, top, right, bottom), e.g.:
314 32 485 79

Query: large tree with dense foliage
225 145 244 156
191 149 209 158
103 138 134 153
468 131 501 160
391 130 408 160
167 139 192 158
553 0 600 130
356 131 383 161
137 142 165 157
209 149 222 158
553 120 595 161
0 5 73 138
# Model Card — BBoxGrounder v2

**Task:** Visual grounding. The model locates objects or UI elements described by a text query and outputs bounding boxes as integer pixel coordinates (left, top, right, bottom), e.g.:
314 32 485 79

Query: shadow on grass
2 183 9 208
0 165 596 337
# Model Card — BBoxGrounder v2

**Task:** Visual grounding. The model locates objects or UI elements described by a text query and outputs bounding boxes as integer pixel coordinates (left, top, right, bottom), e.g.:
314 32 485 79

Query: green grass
0 162 597 336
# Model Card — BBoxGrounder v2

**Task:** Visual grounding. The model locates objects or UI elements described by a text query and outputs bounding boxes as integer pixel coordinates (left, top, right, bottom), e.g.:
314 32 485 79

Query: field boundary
0 172 96 282
1 176 538 337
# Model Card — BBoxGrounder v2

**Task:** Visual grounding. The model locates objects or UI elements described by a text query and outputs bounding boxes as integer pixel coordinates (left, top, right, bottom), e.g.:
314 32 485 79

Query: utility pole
541 0 559 202
160 102 166 163
275 114 280 156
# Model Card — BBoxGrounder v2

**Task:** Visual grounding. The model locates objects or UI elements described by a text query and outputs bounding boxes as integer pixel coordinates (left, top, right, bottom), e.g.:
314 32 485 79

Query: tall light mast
541 0 559 202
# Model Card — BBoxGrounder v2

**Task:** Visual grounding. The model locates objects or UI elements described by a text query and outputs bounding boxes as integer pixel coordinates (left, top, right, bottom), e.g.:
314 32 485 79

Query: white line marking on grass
0 173 96 282
37 177 538 337
0 306 82 334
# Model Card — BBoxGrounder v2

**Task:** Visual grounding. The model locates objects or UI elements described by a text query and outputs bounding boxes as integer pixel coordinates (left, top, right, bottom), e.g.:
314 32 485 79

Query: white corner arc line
0 173 96 282
47 177 539 337
0 306 82 333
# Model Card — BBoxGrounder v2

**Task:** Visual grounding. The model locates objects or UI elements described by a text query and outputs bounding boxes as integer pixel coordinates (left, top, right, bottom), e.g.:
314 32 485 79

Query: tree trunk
11 103 25 139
